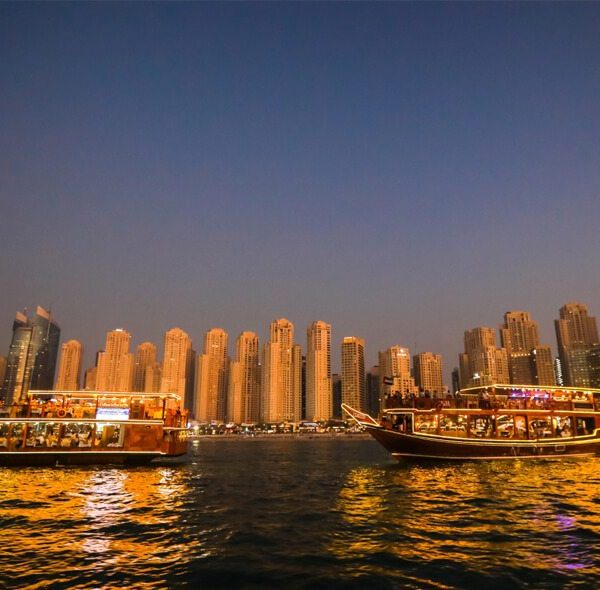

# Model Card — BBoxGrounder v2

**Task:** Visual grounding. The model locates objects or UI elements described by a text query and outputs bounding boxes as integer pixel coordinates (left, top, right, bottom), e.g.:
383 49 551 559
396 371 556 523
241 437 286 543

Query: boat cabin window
438 414 467 437
0 423 9 447
575 417 595 436
552 416 573 438
514 416 527 439
471 416 495 438
95 423 124 448
415 414 437 433
60 423 94 448
9 423 25 449
390 414 412 433
26 422 52 447
496 415 514 438
529 418 554 439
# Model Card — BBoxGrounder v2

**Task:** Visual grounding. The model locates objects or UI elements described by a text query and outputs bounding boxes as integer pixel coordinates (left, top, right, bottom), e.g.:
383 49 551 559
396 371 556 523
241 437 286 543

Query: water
1 438 600 589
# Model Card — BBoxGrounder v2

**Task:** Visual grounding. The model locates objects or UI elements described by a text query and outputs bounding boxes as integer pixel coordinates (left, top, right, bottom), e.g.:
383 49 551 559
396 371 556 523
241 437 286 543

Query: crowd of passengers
384 390 597 411
0 400 187 427
0 425 116 449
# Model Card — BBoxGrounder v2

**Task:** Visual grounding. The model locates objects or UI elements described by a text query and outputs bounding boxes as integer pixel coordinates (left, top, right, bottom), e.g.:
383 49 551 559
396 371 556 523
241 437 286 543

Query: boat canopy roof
458 384 600 397
27 390 182 401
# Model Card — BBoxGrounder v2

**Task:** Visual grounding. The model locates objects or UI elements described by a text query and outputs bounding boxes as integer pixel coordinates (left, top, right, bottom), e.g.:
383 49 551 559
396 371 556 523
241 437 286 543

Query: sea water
1 438 599 589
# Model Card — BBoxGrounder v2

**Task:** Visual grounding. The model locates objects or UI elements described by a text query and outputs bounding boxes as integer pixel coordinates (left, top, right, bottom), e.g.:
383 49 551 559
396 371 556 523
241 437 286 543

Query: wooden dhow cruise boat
0 390 188 466
343 384 600 461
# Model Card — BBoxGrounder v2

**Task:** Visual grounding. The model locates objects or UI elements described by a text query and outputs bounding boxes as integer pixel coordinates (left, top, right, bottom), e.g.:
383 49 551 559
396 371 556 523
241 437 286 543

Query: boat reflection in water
328 458 600 587
0 466 192 586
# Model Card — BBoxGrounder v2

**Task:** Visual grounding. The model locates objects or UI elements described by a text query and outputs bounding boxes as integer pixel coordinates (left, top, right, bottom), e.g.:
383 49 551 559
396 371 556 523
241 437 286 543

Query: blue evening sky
1 3 599 379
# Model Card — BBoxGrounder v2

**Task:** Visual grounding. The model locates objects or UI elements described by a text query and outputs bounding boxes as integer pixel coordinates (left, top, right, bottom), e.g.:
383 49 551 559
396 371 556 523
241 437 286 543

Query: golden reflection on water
329 458 600 579
332 467 387 556
0 467 190 582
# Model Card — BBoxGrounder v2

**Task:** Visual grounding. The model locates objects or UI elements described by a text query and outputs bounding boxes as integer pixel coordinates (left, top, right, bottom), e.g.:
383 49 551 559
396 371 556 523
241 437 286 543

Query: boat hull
0 451 167 467
367 426 600 461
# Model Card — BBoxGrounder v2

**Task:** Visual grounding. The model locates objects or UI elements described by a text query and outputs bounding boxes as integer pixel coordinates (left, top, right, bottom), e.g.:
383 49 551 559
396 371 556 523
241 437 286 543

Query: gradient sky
1 3 599 380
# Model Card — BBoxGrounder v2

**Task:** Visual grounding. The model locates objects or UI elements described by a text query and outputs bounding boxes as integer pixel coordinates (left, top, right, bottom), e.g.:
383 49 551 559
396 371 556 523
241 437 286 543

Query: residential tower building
1 307 60 404
196 328 228 422
55 339 83 390
306 321 332 421
95 329 134 392
341 337 366 411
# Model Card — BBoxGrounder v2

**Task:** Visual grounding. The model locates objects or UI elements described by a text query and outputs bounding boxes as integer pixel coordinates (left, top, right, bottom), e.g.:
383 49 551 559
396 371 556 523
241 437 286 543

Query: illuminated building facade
96 329 134 392
196 328 228 422
161 328 195 411
261 319 301 423
227 331 260 424
500 311 554 385
1 307 61 404
459 326 509 388
555 302 599 387
133 342 157 392
342 336 366 411
378 345 417 398
55 339 83 390
306 321 332 421
413 352 444 394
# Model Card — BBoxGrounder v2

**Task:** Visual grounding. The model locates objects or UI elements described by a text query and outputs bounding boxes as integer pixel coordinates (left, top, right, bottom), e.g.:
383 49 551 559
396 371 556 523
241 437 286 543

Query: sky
1 3 599 380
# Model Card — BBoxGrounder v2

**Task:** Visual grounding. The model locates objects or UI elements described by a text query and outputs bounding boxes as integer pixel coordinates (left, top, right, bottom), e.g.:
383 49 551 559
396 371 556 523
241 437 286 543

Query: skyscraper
84 366 97 390
95 329 134 392
55 339 83 390
589 345 600 389
133 342 158 392
0 357 6 395
366 365 380 416
196 328 228 422
413 352 444 394
261 318 301 423
531 345 555 386
227 331 260 424
555 302 599 387
1 307 61 405
378 345 417 400
341 337 366 411
160 328 195 410
459 327 509 388
500 311 554 385
332 373 342 419
306 321 332 421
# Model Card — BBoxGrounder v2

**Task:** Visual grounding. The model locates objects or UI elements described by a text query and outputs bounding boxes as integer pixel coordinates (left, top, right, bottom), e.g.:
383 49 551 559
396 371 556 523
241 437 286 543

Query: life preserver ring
57 408 67 418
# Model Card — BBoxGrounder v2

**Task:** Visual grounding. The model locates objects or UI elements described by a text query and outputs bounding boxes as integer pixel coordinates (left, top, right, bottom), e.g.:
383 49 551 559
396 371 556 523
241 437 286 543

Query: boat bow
341 404 380 428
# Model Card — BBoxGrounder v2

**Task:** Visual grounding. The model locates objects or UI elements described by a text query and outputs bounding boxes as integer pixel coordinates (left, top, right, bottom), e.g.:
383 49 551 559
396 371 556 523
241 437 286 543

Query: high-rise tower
459 327 509 388
0 357 6 395
55 339 83 390
500 311 554 385
227 331 260 424
196 328 228 422
133 342 156 391
378 345 417 400
306 321 332 421
1 307 61 404
555 302 599 387
95 329 134 392
341 337 366 411
261 319 301 423
413 352 444 394
160 328 195 410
